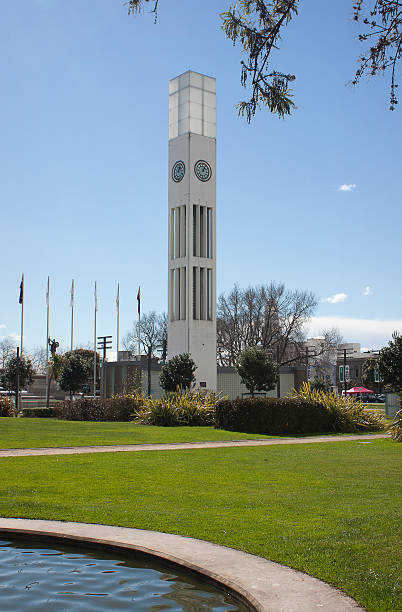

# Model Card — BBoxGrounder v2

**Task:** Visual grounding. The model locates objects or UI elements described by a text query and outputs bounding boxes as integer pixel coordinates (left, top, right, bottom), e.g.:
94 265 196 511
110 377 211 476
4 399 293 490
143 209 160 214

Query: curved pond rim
0 519 364 612
0 526 257 612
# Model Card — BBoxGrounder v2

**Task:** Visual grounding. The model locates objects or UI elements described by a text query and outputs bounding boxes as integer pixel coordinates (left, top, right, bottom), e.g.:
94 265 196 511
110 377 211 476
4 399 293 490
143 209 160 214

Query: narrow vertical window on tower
207 208 212 258
170 269 176 321
170 209 175 260
192 267 197 319
180 267 186 320
180 206 186 258
193 205 197 256
207 268 212 320
200 206 205 257
175 207 180 259
200 267 205 320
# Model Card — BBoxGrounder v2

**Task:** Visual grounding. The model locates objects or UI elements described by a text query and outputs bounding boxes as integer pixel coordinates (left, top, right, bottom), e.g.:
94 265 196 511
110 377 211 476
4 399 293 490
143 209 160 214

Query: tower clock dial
172 161 185 182
194 160 212 182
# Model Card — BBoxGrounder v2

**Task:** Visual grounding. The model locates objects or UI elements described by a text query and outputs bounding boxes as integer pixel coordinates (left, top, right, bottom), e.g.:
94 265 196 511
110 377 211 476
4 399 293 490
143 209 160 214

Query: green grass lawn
0 417 387 449
0 418 281 449
0 438 400 611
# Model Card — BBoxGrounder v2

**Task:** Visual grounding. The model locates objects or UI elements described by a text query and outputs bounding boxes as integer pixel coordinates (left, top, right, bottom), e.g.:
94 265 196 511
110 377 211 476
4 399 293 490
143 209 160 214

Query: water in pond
0 538 248 611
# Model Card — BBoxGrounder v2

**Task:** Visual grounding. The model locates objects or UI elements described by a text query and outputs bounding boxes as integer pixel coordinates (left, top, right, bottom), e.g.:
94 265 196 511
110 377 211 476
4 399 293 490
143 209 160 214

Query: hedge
56 396 137 422
215 397 330 435
21 407 57 418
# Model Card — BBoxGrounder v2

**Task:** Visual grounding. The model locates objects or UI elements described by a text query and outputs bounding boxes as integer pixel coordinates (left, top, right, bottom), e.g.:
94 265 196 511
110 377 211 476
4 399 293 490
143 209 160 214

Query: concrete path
0 433 387 458
0 518 363 611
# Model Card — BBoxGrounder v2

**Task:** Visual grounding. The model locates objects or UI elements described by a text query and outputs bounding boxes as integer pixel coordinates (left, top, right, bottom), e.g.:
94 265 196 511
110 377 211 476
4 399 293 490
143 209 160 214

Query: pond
0 537 249 611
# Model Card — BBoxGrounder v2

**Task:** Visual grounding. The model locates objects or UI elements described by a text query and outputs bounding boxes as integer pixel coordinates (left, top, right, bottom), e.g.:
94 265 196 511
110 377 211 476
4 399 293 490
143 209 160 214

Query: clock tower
167 71 217 390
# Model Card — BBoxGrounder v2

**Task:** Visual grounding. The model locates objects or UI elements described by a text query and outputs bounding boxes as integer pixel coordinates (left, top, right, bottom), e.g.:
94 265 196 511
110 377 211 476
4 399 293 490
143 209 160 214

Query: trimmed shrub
133 388 218 426
215 397 330 435
291 383 385 432
0 396 14 417
55 396 139 422
21 407 57 418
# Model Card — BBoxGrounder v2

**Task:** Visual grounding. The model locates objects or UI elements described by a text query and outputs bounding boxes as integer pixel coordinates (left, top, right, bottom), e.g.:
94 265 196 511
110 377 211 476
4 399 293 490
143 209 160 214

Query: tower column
167 71 217 390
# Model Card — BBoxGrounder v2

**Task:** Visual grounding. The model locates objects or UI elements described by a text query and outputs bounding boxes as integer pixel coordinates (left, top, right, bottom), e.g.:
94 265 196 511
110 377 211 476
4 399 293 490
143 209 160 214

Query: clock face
194 160 212 182
172 161 185 183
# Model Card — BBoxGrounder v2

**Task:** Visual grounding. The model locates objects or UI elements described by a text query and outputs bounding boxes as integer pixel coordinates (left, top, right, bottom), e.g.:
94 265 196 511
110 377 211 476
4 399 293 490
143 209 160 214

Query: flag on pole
46 277 49 307
19 275 24 304
137 286 141 315
70 279 74 308
116 283 120 312
94 281 98 312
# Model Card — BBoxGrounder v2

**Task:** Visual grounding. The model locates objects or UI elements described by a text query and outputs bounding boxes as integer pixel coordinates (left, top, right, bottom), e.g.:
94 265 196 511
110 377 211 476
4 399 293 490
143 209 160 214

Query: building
102 358 306 400
335 343 383 393
167 71 217 390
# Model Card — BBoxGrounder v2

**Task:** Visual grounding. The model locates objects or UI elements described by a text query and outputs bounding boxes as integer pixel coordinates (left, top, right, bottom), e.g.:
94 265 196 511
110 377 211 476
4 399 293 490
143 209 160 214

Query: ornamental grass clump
132 388 219 426
390 407 402 441
291 382 385 432
0 396 14 417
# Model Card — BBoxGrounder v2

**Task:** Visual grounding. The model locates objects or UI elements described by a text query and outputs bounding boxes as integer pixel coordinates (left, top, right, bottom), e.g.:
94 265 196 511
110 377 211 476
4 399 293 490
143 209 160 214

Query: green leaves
236 346 278 395
221 1 298 120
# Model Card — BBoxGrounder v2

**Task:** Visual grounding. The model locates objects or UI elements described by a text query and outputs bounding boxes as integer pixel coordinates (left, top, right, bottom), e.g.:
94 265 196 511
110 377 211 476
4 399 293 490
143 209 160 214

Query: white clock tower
167 71 217 390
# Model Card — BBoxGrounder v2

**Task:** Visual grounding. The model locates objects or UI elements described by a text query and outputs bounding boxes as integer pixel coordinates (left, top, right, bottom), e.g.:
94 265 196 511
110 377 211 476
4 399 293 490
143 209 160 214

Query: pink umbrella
346 386 373 394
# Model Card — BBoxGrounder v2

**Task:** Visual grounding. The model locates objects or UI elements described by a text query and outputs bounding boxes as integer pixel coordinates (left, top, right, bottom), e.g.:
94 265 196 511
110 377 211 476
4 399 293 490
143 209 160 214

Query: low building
101 359 307 400
335 344 383 393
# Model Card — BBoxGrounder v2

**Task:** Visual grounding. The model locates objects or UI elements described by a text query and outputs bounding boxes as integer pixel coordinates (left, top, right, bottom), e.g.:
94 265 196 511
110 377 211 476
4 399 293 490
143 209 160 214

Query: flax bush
291 382 385 432
0 396 14 417
132 388 219 426
390 407 402 441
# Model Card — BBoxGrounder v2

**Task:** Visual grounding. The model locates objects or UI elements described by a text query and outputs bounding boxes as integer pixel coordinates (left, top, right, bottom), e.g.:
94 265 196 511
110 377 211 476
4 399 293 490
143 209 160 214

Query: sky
1 0 401 356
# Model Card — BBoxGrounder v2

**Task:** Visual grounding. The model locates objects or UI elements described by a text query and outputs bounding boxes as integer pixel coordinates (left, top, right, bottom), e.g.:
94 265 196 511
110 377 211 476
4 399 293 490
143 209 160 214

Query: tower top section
169 71 216 141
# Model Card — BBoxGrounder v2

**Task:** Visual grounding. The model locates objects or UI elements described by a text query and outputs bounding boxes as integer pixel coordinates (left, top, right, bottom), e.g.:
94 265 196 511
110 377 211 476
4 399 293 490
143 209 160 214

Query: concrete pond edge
0 518 364 611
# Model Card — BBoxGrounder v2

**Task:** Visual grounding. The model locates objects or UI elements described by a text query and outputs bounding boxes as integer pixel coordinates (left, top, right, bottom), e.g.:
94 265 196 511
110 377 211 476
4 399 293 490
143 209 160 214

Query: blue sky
1 0 401 355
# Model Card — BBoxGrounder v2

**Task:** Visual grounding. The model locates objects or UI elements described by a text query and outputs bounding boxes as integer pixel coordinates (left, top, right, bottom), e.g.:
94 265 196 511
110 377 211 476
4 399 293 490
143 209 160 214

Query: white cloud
0 324 5 329
309 316 402 349
338 184 356 192
9 333 20 341
362 286 373 296
324 293 348 304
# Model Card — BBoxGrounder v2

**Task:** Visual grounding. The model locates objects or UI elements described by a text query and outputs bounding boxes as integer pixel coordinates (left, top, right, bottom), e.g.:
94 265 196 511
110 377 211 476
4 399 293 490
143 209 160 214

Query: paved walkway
0 519 363 611
0 433 387 457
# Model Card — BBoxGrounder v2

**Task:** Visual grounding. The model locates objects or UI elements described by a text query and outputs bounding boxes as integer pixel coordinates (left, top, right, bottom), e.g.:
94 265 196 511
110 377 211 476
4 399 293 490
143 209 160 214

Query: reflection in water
0 538 247 611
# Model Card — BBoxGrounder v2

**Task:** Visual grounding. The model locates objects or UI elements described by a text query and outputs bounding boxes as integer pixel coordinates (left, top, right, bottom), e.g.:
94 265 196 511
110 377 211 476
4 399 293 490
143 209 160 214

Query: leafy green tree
46 354 64 408
362 356 380 389
59 354 91 397
378 332 402 392
236 346 278 396
310 377 331 393
126 1 402 116
160 353 197 393
0 355 35 391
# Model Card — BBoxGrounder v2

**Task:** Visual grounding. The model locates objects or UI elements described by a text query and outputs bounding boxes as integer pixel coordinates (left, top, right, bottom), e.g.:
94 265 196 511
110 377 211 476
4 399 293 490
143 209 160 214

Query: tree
378 332 402 392
46 354 64 408
123 311 167 358
217 282 338 367
29 346 48 375
59 353 91 396
126 1 402 116
0 338 15 372
1 355 35 391
362 356 381 388
160 353 197 392
236 346 278 396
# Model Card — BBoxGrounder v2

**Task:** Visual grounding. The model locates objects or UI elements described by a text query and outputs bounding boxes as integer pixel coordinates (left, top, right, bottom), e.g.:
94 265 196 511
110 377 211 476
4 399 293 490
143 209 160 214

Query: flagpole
137 286 141 359
116 283 120 358
45 276 50 409
94 281 97 398
20 274 24 356
70 279 74 351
